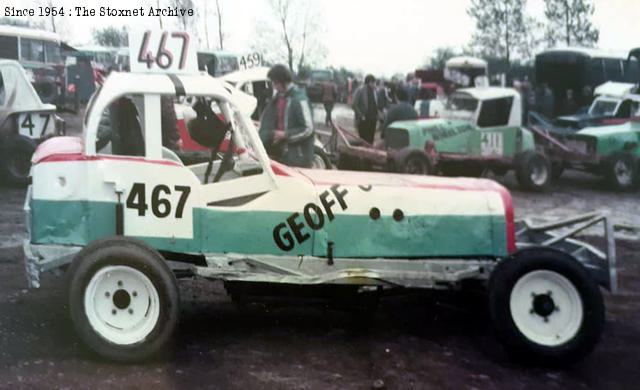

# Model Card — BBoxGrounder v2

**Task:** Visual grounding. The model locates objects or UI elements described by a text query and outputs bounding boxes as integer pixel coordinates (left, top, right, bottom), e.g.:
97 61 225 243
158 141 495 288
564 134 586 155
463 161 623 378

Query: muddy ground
0 107 638 389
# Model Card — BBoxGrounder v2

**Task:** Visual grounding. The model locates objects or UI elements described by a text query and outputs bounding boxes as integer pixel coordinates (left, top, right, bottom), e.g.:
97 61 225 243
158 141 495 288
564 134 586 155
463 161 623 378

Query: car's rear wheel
516 151 551 191
489 248 604 366
2 135 36 187
67 237 179 362
400 152 432 175
605 152 637 191
312 145 332 169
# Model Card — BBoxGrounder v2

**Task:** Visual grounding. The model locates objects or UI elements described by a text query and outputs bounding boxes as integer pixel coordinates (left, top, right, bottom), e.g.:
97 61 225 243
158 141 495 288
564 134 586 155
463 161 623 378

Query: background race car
0 60 64 186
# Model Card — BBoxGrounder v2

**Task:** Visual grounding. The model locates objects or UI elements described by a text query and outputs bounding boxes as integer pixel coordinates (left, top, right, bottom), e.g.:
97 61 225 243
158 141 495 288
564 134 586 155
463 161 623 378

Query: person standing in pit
352 74 379 144
259 64 315 168
322 78 338 126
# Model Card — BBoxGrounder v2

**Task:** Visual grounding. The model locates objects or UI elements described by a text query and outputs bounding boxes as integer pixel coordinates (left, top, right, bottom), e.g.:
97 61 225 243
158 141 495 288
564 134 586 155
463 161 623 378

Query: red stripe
496 185 516 254
36 153 181 167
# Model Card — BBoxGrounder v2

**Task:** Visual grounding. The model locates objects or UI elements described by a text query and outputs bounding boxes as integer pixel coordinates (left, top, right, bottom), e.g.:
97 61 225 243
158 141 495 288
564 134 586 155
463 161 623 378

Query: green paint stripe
30 199 507 258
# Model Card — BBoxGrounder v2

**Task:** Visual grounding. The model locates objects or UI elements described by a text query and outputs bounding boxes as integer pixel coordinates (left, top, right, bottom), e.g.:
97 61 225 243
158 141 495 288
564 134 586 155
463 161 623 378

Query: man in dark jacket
259 64 315 168
352 74 379 144
383 87 418 132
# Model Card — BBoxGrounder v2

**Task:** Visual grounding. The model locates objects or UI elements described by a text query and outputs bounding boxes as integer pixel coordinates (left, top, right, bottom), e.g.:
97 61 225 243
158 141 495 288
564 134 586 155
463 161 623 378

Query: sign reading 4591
129 29 198 74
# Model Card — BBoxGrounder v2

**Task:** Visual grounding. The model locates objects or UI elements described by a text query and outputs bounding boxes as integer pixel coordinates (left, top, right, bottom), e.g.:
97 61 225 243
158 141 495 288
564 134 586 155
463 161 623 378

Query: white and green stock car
23 31 616 365
0 60 64 186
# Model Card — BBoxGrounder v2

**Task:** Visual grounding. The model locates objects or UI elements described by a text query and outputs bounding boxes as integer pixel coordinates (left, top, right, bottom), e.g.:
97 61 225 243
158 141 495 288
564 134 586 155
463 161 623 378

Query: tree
215 0 224 50
428 47 458 69
467 0 538 64
543 0 599 47
170 0 198 34
254 0 326 73
93 26 128 47
269 0 295 71
202 0 225 49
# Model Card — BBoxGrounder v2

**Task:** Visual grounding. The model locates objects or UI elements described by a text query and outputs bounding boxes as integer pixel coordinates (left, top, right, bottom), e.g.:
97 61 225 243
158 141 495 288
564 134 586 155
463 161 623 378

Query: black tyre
2 135 36 187
551 163 565 181
311 145 332 169
67 237 179 362
605 152 637 191
400 152 432 175
490 166 510 177
516 151 551 191
489 248 604 366
439 163 484 177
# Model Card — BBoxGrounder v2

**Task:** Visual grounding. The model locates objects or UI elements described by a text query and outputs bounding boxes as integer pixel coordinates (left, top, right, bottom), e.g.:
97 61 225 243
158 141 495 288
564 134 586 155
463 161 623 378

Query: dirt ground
0 107 639 389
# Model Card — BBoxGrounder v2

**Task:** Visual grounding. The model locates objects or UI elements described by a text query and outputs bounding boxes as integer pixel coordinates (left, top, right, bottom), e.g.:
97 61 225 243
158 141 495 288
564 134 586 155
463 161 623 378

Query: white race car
24 31 616 365
0 60 64 185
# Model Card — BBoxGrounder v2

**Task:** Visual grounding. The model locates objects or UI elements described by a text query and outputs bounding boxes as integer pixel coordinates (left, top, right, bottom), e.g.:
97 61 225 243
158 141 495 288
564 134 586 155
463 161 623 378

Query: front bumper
23 185 80 288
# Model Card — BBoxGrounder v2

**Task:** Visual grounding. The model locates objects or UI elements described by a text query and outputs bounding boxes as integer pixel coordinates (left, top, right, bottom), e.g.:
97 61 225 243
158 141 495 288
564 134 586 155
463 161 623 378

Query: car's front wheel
67 237 179 362
489 248 604 365
605 152 637 191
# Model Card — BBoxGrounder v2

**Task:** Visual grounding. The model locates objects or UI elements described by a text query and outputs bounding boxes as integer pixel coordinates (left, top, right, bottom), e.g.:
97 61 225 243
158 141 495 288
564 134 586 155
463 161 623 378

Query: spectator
259 64 315 168
352 74 380 144
535 83 555 119
561 89 578 116
322 79 338 126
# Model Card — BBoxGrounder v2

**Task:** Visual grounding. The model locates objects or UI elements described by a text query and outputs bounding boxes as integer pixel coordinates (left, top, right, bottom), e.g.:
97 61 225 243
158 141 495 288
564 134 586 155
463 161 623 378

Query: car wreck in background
0 60 64 186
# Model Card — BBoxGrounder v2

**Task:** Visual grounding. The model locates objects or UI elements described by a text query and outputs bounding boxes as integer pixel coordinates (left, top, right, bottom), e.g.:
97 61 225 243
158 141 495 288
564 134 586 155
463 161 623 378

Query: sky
3 0 640 76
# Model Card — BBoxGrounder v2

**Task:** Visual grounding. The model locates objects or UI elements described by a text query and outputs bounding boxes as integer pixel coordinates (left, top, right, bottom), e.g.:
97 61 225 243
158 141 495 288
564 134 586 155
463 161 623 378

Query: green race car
557 119 640 190
384 87 552 191
385 118 551 191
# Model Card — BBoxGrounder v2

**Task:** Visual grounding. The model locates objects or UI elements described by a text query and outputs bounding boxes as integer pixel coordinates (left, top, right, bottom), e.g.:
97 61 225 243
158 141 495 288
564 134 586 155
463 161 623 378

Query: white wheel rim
614 160 632 185
530 162 548 186
312 153 327 169
509 270 583 347
84 265 160 345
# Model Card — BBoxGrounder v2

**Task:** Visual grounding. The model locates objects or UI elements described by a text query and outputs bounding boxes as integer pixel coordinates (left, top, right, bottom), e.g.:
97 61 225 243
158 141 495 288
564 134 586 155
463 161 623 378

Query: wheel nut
132 291 137 298
128 309 133 315
111 309 116 315
117 280 123 287
543 317 549 323
105 292 110 298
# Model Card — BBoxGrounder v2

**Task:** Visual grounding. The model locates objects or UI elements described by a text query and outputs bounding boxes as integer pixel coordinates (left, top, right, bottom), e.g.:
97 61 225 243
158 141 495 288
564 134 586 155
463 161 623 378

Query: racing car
529 84 640 134
334 87 553 191
24 30 616 365
0 60 64 186
543 118 640 190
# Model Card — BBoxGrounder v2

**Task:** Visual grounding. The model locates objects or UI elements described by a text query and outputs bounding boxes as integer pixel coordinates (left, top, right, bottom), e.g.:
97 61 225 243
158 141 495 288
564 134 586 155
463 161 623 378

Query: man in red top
259 64 315 167
322 79 338 126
